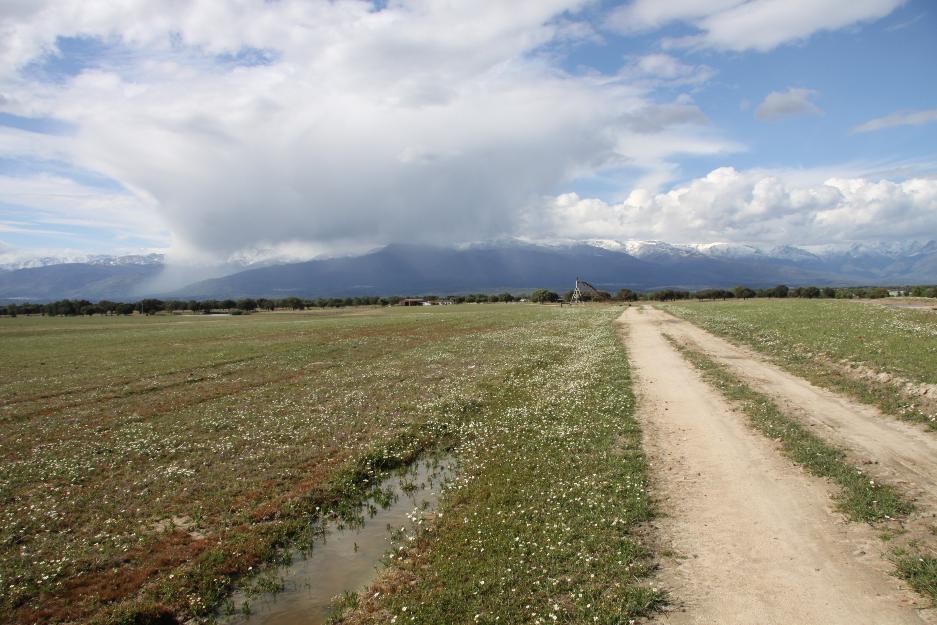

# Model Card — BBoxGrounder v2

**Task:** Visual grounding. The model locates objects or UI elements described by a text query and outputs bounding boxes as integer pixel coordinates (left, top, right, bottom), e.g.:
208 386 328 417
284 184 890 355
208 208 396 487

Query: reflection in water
225 457 453 625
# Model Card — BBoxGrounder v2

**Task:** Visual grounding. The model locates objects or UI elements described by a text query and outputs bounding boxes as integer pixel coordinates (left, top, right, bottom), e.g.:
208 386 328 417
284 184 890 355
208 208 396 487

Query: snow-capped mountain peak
685 242 764 258
0 253 165 271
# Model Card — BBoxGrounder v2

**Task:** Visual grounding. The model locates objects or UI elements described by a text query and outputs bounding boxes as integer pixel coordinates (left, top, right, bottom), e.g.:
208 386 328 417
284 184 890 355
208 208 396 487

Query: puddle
222 456 453 625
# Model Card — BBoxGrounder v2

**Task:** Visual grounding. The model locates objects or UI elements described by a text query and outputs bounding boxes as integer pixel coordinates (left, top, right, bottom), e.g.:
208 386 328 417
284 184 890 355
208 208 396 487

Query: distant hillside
0 263 164 302
167 242 847 299
3 240 935 302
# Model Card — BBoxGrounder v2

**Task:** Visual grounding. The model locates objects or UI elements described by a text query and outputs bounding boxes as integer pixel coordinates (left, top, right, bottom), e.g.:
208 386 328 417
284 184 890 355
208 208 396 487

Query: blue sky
0 0 935 264
562 0 937 186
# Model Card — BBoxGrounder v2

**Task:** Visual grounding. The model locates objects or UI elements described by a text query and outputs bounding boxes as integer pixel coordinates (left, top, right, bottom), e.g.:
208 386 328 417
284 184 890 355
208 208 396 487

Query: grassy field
658 299 937 429
0 305 660 624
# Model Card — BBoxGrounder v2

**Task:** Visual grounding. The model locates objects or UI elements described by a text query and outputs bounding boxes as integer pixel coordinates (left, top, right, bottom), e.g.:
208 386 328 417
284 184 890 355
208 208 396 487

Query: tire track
620 307 931 624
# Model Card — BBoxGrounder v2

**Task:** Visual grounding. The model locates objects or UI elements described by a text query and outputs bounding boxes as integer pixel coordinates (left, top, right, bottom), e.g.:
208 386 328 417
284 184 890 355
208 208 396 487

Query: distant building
399 299 426 306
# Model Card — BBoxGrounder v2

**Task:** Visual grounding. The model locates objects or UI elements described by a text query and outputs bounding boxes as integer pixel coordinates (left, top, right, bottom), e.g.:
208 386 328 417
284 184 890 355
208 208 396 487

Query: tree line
3 284 935 316
1 293 530 317
644 284 933 301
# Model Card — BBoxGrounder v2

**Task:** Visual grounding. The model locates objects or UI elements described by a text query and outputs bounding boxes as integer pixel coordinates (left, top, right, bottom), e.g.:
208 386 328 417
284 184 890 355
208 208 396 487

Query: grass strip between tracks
659 300 937 431
894 546 937 603
669 334 937 608
666 335 912 524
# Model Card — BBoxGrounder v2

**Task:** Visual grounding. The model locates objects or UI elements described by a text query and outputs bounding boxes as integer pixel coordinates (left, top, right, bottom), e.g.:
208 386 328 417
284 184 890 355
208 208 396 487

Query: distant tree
799 286 821 298
769 285 789 298
867 287 889 299
733 286 756 299
137 299 164 315
694 289 733 301
821 287 836 298
650 289 690 301
280 296 304 310
498 292 514 302
531 288 559 303
615 288 638 301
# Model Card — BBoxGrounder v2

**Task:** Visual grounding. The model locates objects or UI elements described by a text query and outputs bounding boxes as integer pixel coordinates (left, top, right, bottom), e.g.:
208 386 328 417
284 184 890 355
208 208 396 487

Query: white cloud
608 0 905 52
852 108 937 134
619 53 715 87
606 0 741 34
755 87 822 121
527 167 937 245
0 1 736 261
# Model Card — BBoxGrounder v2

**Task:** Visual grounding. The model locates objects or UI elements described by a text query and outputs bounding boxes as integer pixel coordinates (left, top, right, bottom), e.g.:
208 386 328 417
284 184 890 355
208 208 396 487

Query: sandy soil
619 307 934 625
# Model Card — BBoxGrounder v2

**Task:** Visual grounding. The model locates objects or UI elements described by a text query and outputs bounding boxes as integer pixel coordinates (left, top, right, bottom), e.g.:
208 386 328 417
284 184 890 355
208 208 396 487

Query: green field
659 299 937 429
0 305 659 624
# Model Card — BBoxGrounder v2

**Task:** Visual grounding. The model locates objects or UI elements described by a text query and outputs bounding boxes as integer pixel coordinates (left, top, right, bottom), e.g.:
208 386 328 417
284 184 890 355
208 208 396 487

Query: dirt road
619 307 933 625
650 306 937 512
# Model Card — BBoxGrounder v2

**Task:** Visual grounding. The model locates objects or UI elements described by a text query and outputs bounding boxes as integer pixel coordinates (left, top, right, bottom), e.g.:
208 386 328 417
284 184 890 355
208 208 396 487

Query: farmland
7 299 937 625
0 305 660 624
659 299 937 429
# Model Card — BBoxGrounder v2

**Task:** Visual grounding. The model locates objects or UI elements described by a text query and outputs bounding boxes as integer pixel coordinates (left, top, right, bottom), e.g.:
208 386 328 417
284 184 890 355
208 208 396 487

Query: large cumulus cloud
0 0 737 261
531 167 937 245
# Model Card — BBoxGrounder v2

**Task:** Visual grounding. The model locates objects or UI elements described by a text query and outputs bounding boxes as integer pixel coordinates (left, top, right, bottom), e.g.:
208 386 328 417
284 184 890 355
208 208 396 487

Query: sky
0 0 935 265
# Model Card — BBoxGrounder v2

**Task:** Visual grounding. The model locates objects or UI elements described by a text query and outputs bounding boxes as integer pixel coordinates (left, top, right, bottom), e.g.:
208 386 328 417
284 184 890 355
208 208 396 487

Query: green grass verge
894 550 937 603
333 312 666 625
667 335 912 524
659 300 937 430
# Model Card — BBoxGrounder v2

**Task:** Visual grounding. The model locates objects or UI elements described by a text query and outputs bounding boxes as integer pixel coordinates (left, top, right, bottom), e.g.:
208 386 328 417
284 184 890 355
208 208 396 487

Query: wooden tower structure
570 277 600 303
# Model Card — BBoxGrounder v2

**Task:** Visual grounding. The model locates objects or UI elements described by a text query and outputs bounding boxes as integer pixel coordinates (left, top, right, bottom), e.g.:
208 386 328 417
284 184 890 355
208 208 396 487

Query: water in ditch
223 456 453 625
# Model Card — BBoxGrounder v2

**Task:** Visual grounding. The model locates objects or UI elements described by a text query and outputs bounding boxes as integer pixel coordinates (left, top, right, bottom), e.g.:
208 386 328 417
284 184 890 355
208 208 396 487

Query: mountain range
1 240 935 302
